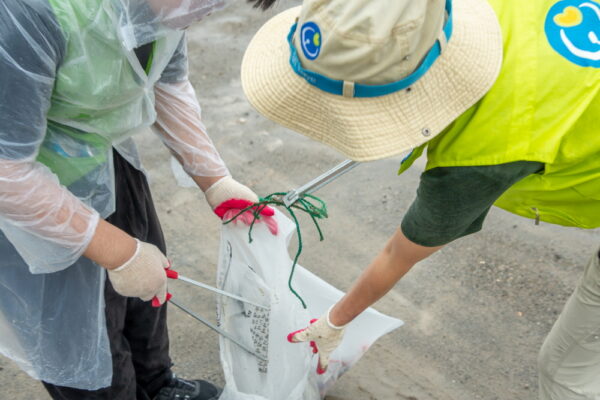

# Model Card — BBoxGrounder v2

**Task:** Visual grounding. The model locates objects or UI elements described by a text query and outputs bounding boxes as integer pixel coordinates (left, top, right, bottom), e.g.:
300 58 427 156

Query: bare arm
329 228 443 326
84 219 137 270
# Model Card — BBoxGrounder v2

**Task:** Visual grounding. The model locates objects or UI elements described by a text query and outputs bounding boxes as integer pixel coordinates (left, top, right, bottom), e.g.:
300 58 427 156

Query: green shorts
401 161 544 247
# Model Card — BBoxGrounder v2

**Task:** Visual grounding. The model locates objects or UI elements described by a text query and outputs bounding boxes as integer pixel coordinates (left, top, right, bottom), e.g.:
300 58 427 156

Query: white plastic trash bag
216 210 403 400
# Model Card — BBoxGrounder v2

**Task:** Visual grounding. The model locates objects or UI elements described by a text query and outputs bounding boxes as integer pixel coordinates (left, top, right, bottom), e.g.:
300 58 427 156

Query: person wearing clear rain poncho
0 0 276 399
242 0 600 398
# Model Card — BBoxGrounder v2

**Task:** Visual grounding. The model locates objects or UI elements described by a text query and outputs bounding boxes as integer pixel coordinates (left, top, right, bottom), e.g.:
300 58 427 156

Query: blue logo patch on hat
545 0 600 67
300 22 322 60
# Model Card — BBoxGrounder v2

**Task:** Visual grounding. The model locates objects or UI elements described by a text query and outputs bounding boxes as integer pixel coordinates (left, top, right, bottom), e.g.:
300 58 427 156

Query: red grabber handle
166 269 179 279
151 267 179 307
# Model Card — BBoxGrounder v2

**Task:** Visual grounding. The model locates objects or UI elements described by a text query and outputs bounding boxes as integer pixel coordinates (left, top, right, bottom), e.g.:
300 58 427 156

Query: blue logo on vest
545 0 600 67
300 22 322 60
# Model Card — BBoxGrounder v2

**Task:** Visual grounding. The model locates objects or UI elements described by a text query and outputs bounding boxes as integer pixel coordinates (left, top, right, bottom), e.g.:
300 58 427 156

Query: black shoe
154 374 222 400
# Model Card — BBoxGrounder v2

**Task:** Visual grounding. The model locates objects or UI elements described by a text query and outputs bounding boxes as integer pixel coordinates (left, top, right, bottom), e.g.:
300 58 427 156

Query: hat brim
241 0 503 162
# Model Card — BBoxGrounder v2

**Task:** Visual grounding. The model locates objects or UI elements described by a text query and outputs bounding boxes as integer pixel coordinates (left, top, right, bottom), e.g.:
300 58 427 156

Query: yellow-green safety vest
400 0 600 229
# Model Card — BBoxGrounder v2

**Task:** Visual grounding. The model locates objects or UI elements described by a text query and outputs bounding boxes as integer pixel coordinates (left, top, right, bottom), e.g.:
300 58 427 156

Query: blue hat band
287 0 454 98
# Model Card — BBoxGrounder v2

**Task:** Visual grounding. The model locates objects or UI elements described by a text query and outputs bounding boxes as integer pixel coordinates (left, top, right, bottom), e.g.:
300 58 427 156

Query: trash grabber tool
282 160 359 207
153 268 270 310
166 269 269 310
169 298 268 362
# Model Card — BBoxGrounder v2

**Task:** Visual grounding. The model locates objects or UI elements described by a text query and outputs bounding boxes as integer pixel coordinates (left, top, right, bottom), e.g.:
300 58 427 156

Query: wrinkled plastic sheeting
216 210 403 399
0 238 111 390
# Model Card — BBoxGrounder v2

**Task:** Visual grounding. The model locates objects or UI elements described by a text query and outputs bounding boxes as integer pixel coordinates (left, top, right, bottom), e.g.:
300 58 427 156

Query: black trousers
43 151 172 400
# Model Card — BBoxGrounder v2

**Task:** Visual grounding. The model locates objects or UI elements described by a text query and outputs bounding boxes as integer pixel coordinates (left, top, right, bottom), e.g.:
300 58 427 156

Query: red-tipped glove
287 309 346 375
205 176 277 235
216 199 278 235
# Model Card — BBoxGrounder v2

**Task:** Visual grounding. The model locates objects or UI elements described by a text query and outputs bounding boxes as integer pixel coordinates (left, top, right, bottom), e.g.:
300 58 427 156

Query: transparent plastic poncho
0 0 227 389
111 0 225 50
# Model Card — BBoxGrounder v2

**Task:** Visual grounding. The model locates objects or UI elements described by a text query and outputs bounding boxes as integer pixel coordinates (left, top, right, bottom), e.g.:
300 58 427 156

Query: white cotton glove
107 239 170 305
204 176 259 210
288 307 347 374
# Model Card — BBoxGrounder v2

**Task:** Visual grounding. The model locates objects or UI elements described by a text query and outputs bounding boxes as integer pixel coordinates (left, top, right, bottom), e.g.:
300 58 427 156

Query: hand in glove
205 176 278 235
107 239 171 306
287 307 346 374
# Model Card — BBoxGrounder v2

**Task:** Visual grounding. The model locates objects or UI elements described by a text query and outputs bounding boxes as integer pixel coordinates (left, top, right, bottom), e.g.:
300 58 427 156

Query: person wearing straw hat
241 0 600 398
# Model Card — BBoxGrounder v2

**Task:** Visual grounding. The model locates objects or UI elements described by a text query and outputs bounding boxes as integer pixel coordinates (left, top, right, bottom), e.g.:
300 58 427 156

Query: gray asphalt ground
1 1 599 399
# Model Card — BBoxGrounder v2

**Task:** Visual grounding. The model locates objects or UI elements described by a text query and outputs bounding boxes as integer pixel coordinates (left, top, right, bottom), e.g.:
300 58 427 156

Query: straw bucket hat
241 0 503 162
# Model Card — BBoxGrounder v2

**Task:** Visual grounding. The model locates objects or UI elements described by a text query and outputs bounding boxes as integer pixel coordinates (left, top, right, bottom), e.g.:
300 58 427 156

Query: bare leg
329 228 443 326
